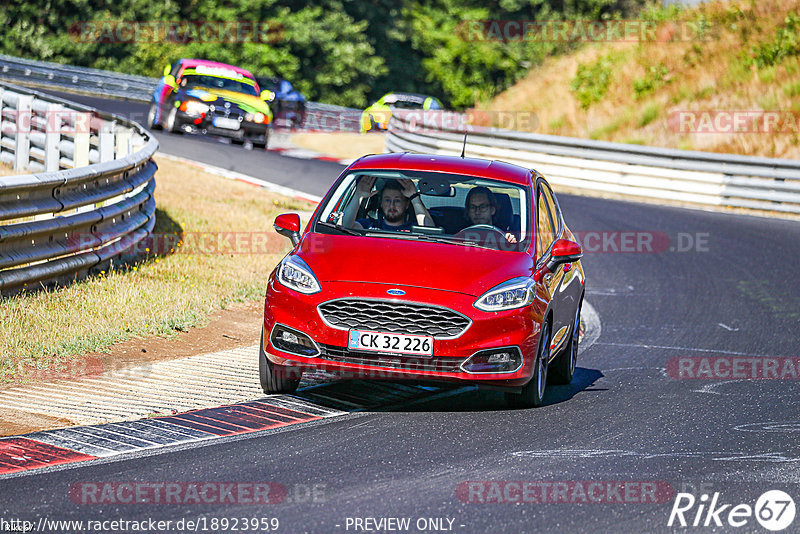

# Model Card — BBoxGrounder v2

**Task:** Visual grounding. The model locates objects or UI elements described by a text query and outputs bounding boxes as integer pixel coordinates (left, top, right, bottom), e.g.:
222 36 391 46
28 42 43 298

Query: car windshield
316 169 531 251
181 74 259 97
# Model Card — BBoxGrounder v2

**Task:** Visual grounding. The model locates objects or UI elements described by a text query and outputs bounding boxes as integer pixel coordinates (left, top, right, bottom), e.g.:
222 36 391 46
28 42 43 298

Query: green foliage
750 14 800 68
0 0 649 108
570 55 614 109
637 103 659 127
633 64 670 98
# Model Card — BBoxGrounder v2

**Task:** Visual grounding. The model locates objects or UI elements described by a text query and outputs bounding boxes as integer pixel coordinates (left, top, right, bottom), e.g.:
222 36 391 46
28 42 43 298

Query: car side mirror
274 213 301 246
260 90 275 102
548 239 582 269
163 64 171 77
534 239 582 282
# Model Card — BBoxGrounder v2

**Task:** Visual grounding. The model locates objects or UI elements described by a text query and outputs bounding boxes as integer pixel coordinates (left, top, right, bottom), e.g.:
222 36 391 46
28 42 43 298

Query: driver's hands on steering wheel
459 224 518 244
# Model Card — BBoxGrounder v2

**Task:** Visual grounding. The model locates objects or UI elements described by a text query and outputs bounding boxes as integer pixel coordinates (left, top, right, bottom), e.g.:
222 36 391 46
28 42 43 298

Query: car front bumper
263 278 547 389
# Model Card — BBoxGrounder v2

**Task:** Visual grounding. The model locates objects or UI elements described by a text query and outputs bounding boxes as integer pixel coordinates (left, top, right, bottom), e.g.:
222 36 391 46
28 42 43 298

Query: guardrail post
44 102 61 171
73 111 91 168
115 126 132 158
14 94 33 171
98 119 115 162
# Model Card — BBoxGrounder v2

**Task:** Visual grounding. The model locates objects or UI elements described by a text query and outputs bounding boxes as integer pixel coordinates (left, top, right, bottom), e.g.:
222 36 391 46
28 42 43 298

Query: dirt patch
291 132 386 159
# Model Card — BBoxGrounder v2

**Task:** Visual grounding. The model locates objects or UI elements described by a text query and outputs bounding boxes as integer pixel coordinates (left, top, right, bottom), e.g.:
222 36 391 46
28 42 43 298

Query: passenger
463 186 517 243
345 177 434 231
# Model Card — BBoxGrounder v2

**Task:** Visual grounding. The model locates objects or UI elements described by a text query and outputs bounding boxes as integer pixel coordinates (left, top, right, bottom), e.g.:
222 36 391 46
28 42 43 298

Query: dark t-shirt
357 217 413 232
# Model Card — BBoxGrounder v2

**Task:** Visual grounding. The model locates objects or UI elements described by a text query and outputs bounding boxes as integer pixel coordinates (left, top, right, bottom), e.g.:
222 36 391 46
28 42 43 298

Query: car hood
297 233 534 297
184 87 271 115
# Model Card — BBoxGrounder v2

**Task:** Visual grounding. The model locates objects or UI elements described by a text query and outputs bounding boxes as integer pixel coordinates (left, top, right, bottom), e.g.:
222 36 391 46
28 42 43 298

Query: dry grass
0 163 19 177
478 0 800 159
0 155 317 383
291 132 386 159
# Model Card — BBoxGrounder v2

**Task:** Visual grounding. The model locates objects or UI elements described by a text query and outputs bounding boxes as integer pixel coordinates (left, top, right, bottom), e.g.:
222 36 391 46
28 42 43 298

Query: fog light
270 324 319 357
460 347 523 374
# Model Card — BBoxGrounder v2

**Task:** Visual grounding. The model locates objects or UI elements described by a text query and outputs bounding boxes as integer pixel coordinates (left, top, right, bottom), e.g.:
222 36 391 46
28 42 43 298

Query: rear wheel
506 319 550 408
549 298 582 385
259 328 302 394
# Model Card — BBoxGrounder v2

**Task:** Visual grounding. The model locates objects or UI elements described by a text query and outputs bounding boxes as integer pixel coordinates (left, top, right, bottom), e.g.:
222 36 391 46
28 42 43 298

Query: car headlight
277 255 321 294
473 277 535 312
245 112 267 123
182 100 209 115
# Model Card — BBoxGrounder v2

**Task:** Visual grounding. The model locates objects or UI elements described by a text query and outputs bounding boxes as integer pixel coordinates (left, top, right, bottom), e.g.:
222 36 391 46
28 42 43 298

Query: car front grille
317 299 471 338
317 343 461 373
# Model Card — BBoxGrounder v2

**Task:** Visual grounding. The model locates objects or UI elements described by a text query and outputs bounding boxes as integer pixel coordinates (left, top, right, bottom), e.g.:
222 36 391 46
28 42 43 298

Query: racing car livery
148 59 273 147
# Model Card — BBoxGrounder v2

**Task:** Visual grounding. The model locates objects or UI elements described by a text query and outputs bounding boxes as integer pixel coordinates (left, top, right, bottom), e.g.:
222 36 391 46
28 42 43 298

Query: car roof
348 153 533 186
179 59 255 80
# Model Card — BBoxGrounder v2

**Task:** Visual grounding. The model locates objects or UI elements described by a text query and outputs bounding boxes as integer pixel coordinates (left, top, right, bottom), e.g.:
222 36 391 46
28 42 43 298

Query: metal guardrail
385 111 800 214
0 82 158 292
0 55 363 132
0 54 158 102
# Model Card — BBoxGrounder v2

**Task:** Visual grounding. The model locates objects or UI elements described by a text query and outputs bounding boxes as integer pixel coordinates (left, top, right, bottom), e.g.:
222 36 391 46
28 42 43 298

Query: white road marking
718 322 739 331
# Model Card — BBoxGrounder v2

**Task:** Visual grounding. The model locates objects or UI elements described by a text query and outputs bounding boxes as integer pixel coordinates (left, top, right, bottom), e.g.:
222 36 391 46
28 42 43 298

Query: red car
261 153 585 407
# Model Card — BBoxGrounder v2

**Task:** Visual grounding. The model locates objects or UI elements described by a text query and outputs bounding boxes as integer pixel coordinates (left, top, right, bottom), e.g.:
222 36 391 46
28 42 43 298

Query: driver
464 186 517 243
346 177 434 231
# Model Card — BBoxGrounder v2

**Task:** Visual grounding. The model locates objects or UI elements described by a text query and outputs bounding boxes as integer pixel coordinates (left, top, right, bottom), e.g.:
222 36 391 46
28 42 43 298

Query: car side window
536 185 555 259
541 183 560 236
170 62 182 78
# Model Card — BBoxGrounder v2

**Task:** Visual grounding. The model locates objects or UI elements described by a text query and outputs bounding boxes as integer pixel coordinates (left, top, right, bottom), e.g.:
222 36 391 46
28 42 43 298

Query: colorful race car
360 92 443 133
147 59 273 148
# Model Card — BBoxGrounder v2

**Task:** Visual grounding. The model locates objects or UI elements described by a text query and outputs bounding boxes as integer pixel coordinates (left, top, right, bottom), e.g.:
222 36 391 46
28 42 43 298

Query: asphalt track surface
2 92 800 533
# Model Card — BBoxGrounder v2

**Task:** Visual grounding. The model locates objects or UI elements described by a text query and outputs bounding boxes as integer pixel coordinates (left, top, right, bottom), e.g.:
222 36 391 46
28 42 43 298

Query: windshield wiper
407 234 494 249
316 221 365 236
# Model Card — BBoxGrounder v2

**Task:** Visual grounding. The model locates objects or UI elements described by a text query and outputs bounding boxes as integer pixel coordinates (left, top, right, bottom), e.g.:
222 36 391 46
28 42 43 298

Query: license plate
348 330 433 356
212 117 240 130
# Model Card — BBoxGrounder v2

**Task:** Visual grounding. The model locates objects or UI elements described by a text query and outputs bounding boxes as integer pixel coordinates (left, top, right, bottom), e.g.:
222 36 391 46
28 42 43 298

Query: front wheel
549 298 582 385
259 328 302 394
147 103 161 129
165 107 181 133
506 320 550 408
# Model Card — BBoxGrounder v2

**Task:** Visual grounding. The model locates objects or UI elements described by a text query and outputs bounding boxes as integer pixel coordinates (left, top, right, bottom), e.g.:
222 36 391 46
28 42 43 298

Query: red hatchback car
261 153 585 407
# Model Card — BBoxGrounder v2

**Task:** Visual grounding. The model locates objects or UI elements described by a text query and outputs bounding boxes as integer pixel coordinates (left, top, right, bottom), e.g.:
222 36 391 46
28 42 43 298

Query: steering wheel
454 224 506 238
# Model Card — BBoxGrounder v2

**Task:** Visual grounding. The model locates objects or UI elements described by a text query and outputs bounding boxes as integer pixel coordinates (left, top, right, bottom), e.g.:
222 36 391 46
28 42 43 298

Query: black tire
165 107 181 134
259 328 302 394
147 103 161 129
254 130 269 149
549 298 582 385
506 319 550 408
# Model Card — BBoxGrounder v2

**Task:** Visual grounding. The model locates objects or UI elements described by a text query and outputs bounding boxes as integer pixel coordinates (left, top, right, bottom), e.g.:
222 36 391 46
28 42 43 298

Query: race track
1 92 799 533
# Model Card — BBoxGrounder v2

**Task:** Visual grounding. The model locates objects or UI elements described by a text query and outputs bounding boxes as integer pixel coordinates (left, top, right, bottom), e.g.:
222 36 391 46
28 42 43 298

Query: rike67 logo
668 490 796 531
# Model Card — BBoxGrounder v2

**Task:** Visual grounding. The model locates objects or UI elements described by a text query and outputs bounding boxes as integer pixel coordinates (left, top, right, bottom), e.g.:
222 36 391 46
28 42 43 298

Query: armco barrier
0 82 157 292
0 55 362 132
385 111 800 214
